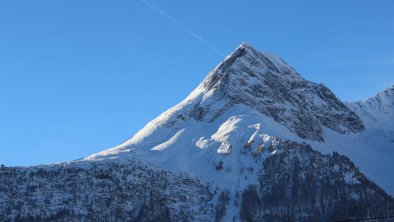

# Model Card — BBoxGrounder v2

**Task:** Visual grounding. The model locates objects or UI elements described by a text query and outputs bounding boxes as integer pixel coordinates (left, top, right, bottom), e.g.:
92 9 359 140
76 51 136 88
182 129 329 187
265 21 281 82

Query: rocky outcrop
200 44 365 141
160 43 365 141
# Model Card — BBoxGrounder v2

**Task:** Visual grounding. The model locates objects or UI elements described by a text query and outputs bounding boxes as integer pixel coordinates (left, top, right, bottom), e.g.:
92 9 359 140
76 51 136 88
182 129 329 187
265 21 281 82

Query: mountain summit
88 43 366 163
189 43 365 141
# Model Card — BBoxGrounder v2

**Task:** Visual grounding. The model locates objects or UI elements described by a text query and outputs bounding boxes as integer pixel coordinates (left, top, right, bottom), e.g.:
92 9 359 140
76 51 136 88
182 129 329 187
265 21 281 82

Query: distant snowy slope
348 85 394 131
329 85 394 194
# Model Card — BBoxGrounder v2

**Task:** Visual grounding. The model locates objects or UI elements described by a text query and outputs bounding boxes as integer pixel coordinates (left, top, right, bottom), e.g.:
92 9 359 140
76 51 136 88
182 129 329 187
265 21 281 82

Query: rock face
159 43 364 142
0 43 393 221
199 44 364 141
0 161 214 222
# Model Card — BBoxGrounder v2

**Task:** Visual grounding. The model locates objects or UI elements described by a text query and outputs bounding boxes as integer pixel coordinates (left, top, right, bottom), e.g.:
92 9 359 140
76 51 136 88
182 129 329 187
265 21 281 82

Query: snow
151 129 185 151
84 103 306 220
344 173 360 185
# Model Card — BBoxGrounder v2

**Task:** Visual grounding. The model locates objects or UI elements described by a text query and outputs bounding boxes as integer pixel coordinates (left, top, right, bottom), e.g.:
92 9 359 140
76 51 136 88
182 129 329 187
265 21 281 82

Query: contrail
141 0 225 57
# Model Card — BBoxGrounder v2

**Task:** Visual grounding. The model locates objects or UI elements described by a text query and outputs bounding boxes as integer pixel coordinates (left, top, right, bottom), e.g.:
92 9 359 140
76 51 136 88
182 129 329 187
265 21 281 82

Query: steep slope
196 43 364 141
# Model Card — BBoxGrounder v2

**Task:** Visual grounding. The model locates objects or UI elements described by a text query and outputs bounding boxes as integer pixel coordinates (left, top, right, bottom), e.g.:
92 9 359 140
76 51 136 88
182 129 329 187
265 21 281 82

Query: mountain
347 85 394 130
1 43 393 221
85 43 393 195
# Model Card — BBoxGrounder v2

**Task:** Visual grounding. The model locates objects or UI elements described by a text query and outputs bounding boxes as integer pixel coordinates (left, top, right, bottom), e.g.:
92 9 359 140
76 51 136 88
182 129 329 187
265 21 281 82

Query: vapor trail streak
141 0 225 57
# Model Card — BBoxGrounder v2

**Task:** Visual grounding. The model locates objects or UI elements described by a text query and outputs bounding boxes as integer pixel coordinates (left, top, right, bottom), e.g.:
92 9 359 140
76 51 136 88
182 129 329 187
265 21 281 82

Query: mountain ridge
347 85 394 127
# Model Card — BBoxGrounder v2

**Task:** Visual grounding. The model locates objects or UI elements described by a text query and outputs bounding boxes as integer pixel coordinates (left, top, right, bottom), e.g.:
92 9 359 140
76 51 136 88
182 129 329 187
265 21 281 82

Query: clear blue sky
1 0 393 166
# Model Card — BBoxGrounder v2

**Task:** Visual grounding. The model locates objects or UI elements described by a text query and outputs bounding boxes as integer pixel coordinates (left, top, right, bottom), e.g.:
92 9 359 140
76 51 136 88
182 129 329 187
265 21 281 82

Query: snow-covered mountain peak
190 43 364 141
86 43 365 163
347 84 394 127
201 42 300 92
371 84 394 109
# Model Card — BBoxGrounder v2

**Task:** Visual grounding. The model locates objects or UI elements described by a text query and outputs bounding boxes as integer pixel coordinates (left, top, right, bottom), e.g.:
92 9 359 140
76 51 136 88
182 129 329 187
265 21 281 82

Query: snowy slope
333 85 394 193
347 85 394 131
306 85 394 195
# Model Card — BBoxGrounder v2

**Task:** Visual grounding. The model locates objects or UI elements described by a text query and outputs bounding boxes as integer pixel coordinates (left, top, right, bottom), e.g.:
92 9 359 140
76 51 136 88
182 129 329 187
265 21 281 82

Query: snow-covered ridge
347 85 394 128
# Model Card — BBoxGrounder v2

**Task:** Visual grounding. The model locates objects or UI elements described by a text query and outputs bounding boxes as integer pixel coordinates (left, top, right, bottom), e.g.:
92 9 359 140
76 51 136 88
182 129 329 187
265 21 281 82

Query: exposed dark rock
189 44 365 141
